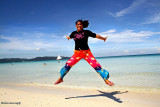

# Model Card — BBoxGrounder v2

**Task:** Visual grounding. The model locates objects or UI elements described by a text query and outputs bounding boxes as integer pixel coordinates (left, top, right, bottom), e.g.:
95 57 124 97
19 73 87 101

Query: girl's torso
69 30 96 50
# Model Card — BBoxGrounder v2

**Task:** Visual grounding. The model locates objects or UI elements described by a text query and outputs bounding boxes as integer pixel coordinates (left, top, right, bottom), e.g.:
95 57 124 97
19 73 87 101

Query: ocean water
0 54 160 91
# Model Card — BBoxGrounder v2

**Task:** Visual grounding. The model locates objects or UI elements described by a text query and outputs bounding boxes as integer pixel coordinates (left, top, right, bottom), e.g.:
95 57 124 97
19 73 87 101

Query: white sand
0 83 160 107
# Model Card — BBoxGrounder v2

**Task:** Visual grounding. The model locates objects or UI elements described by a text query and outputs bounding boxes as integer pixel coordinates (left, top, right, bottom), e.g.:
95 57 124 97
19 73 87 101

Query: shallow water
0 54 160 91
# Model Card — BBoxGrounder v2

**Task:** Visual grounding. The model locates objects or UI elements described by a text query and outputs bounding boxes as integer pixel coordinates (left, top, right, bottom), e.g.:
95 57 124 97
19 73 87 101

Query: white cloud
0 35 33 50
109 0 146 17
0 32 56 51
35 48 41 51
124 50 129 53
0 31 73 52
1 29 160 58
0 40 33 50
89 29 160 43
100 29 116 34
142 12 160 24
88 38 101 43
33 42 55 48
0 35 18 41
154 47 160 53
35 48 46 51
92 46 160 57
88 29 116 43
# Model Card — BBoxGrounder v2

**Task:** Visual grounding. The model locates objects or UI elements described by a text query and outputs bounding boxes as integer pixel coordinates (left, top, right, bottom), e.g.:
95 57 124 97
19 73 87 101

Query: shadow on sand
65 90 128 103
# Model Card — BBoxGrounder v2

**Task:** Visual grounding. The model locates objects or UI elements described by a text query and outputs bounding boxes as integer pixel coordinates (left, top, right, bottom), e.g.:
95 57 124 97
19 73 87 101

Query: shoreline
0 83 160 107
0 82 160 94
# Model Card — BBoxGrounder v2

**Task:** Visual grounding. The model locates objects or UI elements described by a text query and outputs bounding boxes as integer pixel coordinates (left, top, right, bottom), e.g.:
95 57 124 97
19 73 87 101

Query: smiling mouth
78 26 82 29
77 25 83 31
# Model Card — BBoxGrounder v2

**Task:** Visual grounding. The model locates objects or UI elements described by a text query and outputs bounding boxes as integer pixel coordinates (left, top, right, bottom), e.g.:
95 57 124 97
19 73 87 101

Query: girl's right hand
66 36 70 40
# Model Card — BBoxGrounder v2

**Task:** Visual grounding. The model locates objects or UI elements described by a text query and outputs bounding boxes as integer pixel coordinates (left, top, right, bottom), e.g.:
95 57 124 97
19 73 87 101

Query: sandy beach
0 83 160 107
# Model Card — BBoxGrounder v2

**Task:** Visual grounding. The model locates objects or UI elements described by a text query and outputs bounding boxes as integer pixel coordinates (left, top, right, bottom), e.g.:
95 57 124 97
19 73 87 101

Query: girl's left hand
104 36 108 42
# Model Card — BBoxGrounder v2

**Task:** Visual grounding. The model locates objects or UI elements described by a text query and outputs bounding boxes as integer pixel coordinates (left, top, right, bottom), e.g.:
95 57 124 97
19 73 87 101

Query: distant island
0 53 160 63
0 56 70 63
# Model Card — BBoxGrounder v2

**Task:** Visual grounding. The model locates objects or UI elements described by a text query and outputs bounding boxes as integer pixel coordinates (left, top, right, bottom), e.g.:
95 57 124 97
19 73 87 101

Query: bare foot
54 78 63 85
105 79 114 86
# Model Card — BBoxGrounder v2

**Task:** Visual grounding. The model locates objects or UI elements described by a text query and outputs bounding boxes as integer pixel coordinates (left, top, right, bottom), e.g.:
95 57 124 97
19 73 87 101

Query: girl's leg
60 54 82 79
54 52 82 85
84 51 114 86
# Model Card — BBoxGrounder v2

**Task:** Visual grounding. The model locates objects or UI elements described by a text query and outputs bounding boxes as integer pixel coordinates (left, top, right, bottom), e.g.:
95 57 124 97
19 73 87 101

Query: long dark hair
75 19 89 28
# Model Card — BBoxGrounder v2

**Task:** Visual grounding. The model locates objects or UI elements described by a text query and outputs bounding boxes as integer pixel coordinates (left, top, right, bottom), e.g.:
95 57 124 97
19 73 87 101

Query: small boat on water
56 55 62 60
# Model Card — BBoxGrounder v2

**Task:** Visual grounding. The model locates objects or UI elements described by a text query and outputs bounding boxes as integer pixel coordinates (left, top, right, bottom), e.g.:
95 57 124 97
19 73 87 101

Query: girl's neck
77 29 83 32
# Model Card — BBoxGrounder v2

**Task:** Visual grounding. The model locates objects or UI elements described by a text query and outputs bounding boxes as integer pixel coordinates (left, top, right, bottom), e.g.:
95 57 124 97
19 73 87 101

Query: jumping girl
54 19 114 86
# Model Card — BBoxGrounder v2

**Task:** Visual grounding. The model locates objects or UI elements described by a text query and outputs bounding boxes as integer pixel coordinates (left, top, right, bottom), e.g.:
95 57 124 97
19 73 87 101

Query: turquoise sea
0 54 160 92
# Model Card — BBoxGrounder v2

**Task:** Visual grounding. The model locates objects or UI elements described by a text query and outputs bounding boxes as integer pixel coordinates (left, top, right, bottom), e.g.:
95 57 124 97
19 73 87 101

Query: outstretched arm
96 34 108 42
66 36 71 40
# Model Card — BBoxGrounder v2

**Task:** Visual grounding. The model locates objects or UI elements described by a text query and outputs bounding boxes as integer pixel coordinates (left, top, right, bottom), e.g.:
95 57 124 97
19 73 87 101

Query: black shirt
69 30 96 50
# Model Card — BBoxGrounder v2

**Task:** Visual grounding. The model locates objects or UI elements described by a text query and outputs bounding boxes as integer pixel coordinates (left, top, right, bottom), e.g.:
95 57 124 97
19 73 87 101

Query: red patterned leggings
67 49 101 68
60 49 109 81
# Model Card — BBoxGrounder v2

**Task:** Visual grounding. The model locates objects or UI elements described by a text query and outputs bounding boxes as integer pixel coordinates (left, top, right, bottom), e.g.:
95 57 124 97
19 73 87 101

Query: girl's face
76 21 83 32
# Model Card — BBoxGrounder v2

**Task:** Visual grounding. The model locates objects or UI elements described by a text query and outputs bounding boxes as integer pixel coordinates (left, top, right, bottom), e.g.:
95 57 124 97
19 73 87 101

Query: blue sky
0 0 160 58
